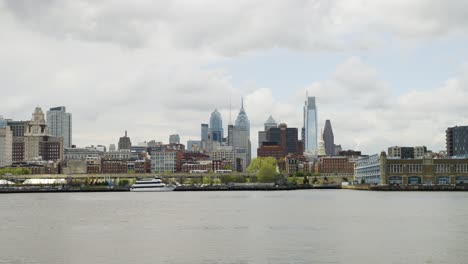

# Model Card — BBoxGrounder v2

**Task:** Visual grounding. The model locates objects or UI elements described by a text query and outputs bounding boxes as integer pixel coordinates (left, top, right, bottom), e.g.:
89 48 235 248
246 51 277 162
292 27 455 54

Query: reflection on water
1 191 468 264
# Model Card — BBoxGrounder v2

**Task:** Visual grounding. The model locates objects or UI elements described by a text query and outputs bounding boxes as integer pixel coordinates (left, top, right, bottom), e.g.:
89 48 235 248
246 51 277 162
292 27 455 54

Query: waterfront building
446 126 468 156
0 125 13 167
102 159 128 174
381 154 468 185
47 106 72 148
387 146 427 159
354 151 468 186
323 120 334 156
285 155 309 175
209 110 224 143
303 96 318 156
118 131 132 150
169 134 180 144
151 150 178 173
318 156 355 177
355 153 382 185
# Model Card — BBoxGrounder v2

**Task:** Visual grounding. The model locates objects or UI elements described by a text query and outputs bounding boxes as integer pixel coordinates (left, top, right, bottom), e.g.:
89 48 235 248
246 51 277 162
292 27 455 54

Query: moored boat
130 177 176 192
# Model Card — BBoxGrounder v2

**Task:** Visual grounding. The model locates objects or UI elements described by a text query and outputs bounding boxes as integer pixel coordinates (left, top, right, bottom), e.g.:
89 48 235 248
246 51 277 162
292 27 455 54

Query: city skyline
1 1 468 155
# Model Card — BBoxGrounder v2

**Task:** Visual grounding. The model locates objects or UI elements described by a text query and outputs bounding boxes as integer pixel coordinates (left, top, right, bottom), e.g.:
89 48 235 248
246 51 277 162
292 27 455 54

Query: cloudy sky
1 0 468 155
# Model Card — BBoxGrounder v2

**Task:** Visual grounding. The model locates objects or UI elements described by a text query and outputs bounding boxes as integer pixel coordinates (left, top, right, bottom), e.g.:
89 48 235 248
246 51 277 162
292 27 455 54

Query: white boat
130 177 176 192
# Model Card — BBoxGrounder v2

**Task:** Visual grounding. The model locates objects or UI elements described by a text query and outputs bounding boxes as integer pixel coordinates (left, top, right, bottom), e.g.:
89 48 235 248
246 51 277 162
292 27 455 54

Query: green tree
247 157 277 173
257 163 277 183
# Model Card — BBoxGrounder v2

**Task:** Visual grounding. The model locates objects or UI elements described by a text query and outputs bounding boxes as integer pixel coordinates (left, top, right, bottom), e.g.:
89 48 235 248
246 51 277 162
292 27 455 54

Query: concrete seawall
342 184 468 191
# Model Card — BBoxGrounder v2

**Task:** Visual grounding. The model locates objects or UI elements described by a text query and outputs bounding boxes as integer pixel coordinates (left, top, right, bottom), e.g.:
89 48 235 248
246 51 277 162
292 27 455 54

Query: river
1 190 468 264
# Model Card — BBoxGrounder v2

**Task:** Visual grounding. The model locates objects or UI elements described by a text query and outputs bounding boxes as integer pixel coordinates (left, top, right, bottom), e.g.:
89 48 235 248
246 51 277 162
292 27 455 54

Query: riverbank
342 184 468 191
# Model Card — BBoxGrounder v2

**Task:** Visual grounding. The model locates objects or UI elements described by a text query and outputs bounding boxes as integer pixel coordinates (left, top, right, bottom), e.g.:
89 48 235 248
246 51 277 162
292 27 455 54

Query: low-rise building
355 151 468 185
318 156 355 177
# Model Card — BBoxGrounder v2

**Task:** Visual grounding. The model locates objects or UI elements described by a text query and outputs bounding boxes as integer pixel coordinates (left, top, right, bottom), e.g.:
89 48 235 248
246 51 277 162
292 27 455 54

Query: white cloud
302 57 468 154
1 0 468 156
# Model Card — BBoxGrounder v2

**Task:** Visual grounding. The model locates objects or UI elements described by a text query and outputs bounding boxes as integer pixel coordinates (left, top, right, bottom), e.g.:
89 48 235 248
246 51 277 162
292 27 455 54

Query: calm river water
1 190 468 264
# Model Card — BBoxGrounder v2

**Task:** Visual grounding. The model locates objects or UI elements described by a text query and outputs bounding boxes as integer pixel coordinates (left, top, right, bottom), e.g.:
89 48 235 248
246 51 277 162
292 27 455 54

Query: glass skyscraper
209 109 223 143
303 96 318 155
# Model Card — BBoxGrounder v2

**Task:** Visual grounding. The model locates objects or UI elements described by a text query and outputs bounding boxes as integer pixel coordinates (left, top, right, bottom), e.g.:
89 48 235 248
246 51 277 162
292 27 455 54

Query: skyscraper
169 134 180 144
259 115 278 147
201 124 209 141
447 126 468 156
209 109 223 143
0 116 12 167
47 106 72 148
323 120 334 156
231 98 251 170
118 131 132 150
303 96 318 155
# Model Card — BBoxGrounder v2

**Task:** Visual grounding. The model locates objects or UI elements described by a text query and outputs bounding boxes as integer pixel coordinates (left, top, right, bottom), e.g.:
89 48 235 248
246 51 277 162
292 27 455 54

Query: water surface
1 190 467 264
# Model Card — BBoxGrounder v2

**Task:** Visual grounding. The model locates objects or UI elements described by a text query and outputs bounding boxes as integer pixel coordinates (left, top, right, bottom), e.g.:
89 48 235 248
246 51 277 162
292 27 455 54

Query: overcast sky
1 0 468 155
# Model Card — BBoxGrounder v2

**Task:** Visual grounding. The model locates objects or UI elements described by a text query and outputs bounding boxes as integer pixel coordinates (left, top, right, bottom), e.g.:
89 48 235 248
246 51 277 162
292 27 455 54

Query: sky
1 0 468 155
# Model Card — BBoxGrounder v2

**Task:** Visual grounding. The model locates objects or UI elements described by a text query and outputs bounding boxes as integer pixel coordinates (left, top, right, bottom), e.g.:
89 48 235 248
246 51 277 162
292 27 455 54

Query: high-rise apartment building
118 131 132 150
47 106 72 148
0 119 13 167
447 126 468 156
303 96 318 155
323 120 334 156
169 134 180 144
209 110 223 143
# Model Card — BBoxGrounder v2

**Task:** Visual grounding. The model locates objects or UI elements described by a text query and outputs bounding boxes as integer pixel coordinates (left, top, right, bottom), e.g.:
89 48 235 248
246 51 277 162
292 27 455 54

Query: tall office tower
169 134 180 144
447 126 468 156
227 124 234 146
209 109 224 143
118 131 132 150
232 98 251 169
0 117 13 167
264 115 277 132
201 124 209 141
323 120 334 156
24 107 63 161
303 96 318 155
266 123 302 156
47 106 72 148
258 115 278 148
